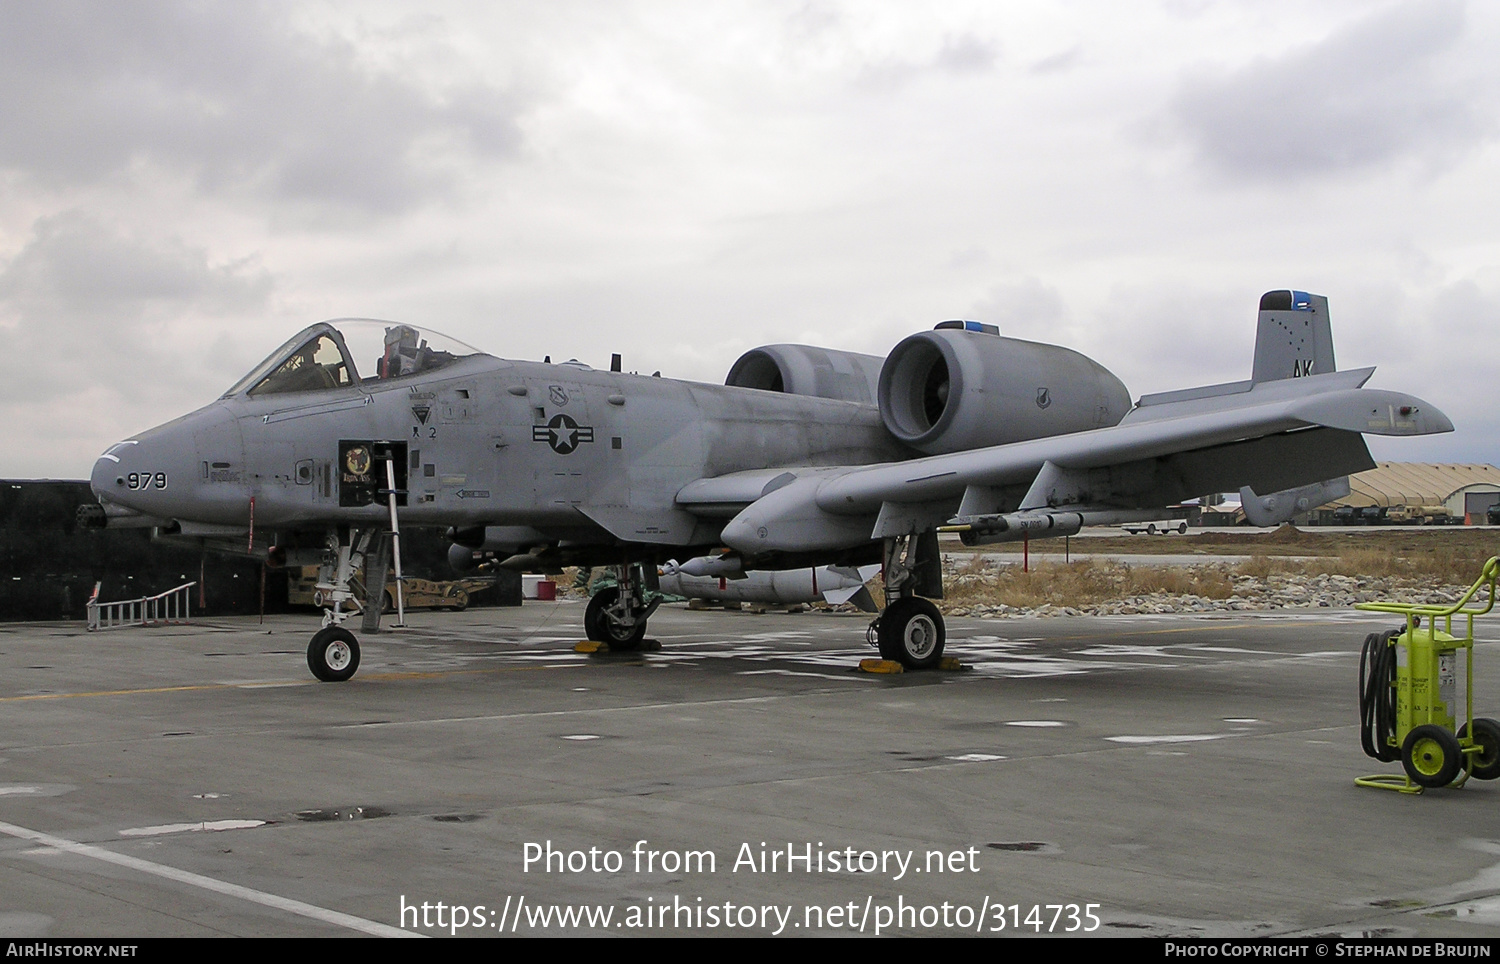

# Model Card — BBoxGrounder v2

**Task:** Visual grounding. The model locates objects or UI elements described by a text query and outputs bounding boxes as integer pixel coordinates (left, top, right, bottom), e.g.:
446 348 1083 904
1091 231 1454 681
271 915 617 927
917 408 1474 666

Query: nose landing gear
308 626 360 682
306 527 383 682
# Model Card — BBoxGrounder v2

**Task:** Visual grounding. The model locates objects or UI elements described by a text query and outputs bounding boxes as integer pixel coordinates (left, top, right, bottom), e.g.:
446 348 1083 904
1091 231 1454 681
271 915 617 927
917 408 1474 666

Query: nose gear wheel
308 626 360 682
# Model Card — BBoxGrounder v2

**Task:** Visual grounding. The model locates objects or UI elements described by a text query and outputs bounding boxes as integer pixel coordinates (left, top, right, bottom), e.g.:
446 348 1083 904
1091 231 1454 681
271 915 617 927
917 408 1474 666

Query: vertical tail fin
1252 290 1336 384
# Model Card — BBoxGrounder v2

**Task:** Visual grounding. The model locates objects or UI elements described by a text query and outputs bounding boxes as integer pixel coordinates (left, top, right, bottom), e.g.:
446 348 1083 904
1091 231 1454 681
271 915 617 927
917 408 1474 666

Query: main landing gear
584 562 662 649
878 596 945 669
870 532 946 670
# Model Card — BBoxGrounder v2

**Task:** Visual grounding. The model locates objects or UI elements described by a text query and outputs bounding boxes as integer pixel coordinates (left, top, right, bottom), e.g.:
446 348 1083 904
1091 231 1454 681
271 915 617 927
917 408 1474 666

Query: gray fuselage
92 353 908 555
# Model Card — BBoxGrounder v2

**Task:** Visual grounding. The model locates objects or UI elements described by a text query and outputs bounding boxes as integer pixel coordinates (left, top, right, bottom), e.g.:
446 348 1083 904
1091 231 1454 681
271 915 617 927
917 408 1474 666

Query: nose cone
90 403 244 523
91 438 166 511
90 442 129 501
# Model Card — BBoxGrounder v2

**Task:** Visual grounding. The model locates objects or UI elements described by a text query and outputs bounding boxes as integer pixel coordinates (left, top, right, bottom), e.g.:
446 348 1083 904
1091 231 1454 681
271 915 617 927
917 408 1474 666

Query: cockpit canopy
225 319 487 397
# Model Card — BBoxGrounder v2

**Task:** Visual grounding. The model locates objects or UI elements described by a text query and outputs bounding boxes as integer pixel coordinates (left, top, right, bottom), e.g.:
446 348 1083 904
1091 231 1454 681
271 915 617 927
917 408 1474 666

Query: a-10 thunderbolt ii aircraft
82 290 1450 682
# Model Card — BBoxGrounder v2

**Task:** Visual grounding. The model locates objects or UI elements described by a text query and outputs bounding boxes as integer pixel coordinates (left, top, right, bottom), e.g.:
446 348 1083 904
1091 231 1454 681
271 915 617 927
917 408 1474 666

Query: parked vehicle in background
1120 521 1190 535
287 566 488 612
1385 505 1454 525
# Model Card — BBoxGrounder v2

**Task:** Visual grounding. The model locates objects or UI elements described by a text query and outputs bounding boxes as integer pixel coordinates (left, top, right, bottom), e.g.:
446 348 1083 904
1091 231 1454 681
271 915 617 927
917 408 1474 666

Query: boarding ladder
86 581 197 631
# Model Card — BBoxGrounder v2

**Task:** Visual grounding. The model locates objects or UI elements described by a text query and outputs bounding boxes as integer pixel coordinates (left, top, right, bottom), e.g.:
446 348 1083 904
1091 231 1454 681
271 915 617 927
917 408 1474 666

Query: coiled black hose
1359 628 1401 762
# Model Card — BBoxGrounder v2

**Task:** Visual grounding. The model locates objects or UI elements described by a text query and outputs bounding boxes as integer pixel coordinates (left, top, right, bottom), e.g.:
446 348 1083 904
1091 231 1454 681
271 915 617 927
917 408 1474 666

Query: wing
683 370 1451 555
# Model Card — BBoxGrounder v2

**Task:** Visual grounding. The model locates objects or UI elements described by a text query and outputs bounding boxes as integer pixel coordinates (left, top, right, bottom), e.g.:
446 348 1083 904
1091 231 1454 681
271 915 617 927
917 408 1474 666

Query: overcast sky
2 0 1496 478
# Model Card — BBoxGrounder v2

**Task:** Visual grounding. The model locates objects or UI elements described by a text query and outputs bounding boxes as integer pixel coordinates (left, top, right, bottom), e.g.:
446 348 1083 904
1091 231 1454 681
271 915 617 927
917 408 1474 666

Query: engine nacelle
448 543 489 572
726 344 885 405
877 327 1131 455
446 525 549 553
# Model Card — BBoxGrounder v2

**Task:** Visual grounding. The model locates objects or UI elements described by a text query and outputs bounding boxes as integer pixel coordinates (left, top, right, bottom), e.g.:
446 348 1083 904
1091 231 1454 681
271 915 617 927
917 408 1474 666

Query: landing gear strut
872 532 946 669
584 562 661 649
306 527 381 682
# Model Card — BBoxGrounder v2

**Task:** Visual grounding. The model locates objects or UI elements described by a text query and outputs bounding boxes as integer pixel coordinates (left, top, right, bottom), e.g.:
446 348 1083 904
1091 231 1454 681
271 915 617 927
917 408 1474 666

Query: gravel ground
936 559 1481 619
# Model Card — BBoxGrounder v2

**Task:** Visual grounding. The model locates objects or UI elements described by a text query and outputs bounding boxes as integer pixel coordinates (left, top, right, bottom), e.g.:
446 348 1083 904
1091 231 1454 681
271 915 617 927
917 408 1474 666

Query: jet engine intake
726 345 885 405
877 328 1132 455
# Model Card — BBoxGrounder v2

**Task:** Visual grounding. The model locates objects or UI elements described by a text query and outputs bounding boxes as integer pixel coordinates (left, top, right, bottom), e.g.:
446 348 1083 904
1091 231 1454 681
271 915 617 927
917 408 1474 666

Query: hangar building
1318 463 1500 524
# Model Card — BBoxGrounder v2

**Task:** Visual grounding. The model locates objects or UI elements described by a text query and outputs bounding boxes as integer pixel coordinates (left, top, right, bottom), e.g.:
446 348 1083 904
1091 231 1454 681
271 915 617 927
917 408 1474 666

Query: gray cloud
1073 285 1255 399
0 212 272 403
857 31 999 90
0 212 269 315
1362 280 1500 463
0 2 522 214
1169 1 1490 180
933 34 999 74
1030 46 1081 76
968 278 1066 336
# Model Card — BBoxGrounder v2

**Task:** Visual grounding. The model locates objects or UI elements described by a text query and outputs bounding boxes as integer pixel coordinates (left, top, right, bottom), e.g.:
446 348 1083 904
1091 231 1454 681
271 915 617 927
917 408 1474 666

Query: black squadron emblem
548 385 569 406
533 413 595 455
1035 387 1052 409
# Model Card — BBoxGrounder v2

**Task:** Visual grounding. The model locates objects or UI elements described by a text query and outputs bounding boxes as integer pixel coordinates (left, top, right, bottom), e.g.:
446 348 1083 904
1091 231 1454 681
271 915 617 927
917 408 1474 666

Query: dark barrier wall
0 481 520 621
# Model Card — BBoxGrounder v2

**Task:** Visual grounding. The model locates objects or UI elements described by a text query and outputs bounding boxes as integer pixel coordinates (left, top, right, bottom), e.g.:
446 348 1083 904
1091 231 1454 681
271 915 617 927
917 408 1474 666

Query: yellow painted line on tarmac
0 662 584 702
0 682 264 702
358 664 583 683
1023 618 1367 649
1045 622 1256 640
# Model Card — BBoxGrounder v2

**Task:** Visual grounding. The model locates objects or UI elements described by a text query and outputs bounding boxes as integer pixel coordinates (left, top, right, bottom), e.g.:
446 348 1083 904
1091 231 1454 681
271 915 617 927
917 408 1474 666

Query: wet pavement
2 600 1499 938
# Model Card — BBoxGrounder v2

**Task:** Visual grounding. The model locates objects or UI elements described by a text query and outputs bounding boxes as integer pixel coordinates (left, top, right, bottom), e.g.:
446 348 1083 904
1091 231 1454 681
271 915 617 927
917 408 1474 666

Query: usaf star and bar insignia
534 413 595 455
